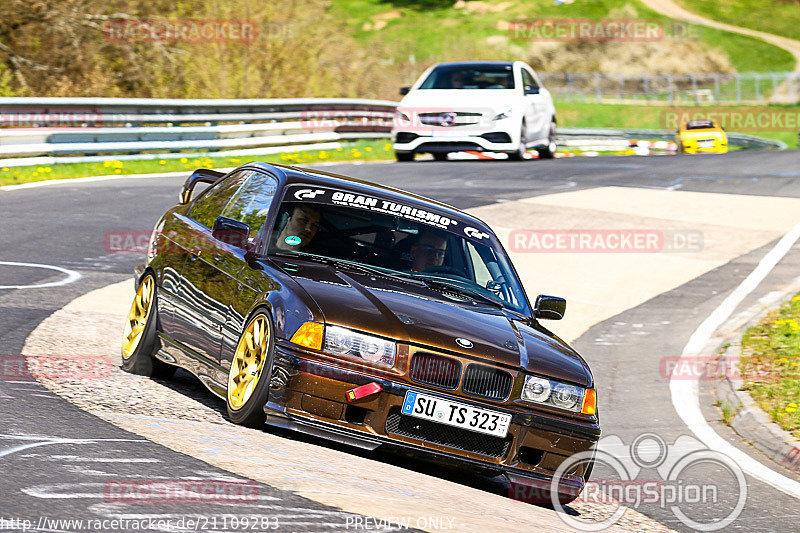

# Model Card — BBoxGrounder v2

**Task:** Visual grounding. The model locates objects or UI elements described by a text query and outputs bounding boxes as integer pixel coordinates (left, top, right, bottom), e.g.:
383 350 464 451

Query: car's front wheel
226 311 275 427
508 122 528 161
395 151 415 162
536 120 557 159
433 153 448 161
121 273 175 378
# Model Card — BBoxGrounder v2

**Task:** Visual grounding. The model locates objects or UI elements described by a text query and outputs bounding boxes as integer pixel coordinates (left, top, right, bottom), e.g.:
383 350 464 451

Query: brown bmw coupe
122 162 599 503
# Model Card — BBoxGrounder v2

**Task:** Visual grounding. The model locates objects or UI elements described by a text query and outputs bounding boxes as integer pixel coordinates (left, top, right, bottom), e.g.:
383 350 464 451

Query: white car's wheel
508 122 527 161
536 121 557 159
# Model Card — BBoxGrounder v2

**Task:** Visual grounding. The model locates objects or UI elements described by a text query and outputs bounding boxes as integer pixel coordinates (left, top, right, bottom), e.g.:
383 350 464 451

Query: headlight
394 110 411 126
323 325 396 367
521 375 587 413
492 106 513 121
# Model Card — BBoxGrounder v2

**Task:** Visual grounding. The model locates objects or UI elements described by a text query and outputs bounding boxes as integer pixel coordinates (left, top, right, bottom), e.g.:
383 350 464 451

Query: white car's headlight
395 110 411 125
323 325 396 367
521 375 585 412
492 106 513 121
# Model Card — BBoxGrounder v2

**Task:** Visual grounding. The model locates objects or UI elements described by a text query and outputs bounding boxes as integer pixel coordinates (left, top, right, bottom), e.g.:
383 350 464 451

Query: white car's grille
418 111 483 127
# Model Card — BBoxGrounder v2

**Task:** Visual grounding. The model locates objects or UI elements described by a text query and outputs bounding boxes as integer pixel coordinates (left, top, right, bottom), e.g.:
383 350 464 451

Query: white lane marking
24 482 280 501
0 435 147 459
48 455 162 463
671 217 800 498
0 261 81 289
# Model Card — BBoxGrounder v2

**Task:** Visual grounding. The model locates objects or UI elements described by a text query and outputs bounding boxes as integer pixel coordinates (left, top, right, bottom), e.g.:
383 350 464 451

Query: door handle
190 248 201 260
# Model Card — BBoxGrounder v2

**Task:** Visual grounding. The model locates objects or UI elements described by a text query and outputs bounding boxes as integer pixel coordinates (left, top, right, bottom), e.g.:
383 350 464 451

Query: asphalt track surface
2 150 800 532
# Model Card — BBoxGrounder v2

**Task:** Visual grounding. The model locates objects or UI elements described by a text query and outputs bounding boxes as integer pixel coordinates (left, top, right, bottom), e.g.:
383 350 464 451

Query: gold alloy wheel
122 276 154 359
228 314 270 410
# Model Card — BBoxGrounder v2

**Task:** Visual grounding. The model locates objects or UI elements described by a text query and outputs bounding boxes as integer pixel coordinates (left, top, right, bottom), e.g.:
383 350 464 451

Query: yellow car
676 119 728 154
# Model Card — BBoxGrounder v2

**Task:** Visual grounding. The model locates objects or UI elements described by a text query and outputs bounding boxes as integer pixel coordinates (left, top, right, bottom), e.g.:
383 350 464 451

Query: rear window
686 120 715 130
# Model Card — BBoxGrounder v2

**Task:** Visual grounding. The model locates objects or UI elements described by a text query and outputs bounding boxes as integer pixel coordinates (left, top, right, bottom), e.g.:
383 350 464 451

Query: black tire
395 151 415 162
121 273 176 379
508 122 527 161
433 152 448 161
536 120 557 159
226 311 275 427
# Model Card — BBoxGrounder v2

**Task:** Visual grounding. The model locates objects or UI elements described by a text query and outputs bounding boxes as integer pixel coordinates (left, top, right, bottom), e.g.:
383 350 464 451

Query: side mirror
212 216 251 249
524 85 540 95
399 86 411 96
180 168 224 205
533 295 566 320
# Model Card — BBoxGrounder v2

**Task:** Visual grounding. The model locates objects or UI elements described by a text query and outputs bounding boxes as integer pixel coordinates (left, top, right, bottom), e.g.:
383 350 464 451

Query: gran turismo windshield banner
286 184 493 241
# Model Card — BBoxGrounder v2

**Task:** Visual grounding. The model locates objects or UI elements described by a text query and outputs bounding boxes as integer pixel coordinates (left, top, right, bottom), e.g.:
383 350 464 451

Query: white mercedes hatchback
392 61 557 161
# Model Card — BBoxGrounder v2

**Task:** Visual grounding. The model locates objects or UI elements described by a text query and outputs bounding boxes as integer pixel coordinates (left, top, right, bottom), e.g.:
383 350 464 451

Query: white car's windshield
268 188 531 315
418 65 515 90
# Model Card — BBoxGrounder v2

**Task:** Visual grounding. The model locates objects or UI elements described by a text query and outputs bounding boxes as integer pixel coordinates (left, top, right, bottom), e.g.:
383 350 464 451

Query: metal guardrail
0 97 787 167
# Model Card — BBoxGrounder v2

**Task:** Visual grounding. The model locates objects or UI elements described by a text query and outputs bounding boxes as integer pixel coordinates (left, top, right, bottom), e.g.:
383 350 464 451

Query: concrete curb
714 296 800 475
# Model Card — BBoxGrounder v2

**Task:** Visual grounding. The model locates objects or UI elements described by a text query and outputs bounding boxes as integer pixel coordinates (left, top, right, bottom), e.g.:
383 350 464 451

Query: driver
274 204 321 251
409 229 448 272
449 71 465 89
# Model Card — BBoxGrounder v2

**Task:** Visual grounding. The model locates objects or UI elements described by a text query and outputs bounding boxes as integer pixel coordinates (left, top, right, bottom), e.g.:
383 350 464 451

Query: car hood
275 258 590 386
399 89 518 114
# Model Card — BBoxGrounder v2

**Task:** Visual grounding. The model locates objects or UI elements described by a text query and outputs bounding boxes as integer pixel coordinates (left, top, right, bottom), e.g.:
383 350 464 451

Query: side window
190 170 253 228
220 171 278 238
522 69 537 89
466 241 493 287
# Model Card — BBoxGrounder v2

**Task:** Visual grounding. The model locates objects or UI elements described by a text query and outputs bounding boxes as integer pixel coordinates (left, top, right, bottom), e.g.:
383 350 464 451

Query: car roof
430 61 516 69
241 162 496 232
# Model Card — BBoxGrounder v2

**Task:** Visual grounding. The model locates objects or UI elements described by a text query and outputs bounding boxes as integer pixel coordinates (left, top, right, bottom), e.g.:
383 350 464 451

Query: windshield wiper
410 275 505 309
270 251 424 285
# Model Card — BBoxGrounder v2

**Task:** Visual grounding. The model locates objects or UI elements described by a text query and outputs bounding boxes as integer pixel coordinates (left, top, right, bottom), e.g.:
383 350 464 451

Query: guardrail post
691 74 698 104
714 74 720 102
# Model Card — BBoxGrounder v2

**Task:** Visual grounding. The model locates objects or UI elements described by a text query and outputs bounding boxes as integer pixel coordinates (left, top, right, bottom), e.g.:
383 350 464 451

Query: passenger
409 230 448 271
275 204 321 251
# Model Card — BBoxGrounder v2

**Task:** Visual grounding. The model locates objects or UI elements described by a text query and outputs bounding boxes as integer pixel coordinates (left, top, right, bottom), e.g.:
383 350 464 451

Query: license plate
401 391 511 438
698 140 715 148
430 130 461 137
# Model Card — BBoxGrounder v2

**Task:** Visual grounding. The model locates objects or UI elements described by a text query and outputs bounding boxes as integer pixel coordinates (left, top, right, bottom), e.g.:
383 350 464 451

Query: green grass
331 0 796 76
739 292 800 439
675 0 800 45
0 140 395 187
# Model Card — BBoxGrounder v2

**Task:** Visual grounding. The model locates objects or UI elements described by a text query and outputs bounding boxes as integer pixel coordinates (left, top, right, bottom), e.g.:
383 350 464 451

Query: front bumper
265 342 599 497
393 127 518 154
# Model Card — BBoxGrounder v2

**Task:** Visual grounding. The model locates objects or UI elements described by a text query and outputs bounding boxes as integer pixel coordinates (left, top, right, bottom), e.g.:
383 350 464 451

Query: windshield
268 186 530 315
418 65 515 90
